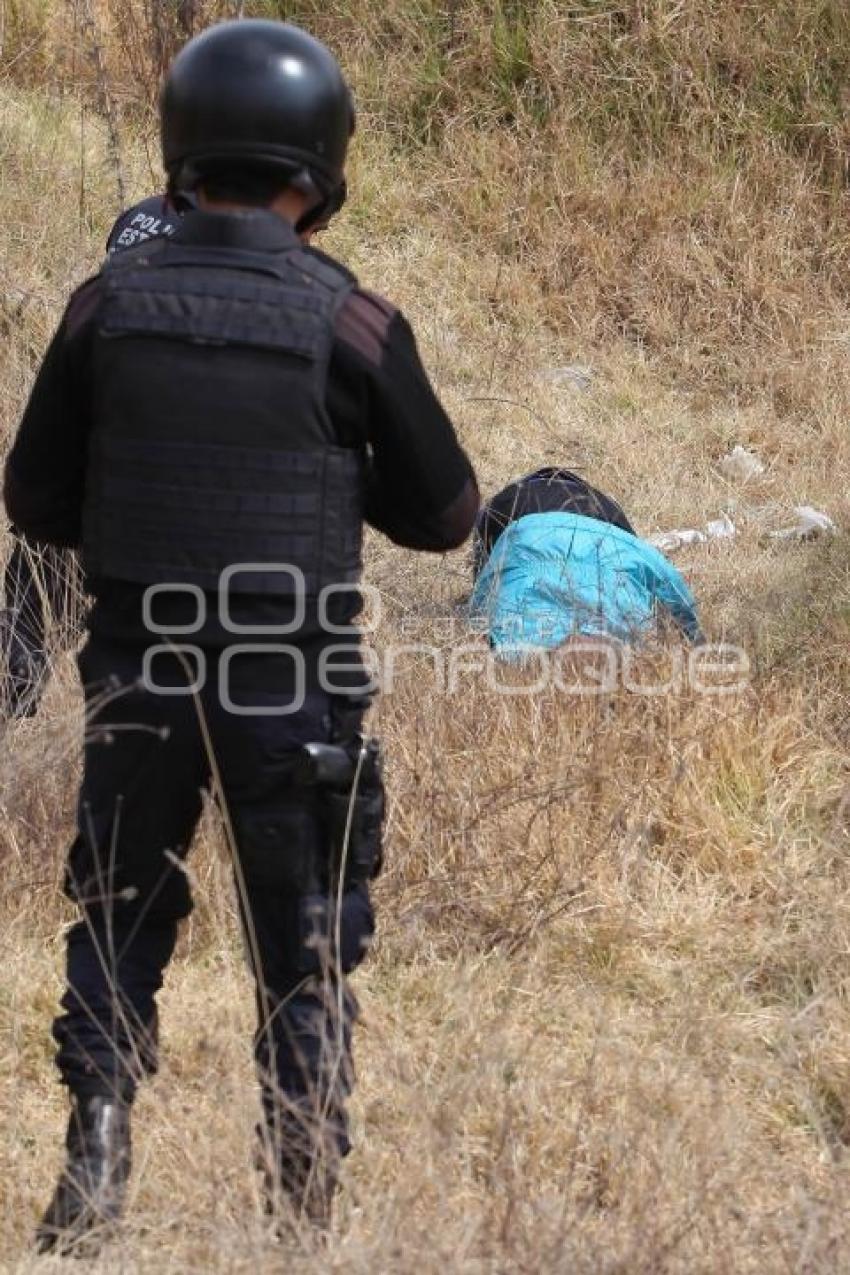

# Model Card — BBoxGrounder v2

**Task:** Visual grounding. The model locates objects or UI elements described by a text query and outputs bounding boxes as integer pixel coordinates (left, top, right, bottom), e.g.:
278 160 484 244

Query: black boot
36 1094 132 1255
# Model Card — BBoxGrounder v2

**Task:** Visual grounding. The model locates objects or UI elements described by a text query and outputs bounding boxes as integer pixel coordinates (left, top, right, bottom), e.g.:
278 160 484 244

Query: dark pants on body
54 636 375 1177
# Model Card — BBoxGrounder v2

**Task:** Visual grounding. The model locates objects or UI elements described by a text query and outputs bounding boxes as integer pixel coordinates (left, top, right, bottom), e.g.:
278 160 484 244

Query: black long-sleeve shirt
5 209 478 667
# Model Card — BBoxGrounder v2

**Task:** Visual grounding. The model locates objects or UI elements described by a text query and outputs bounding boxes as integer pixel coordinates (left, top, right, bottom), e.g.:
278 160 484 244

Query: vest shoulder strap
97 240 355 359
102 236 356 296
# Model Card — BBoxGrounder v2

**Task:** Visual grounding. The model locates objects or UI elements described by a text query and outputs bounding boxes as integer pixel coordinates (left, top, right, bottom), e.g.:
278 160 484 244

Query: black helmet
161 19 354 215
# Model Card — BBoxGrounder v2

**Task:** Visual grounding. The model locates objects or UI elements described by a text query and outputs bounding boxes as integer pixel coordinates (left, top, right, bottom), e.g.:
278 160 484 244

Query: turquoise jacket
469 511 701 655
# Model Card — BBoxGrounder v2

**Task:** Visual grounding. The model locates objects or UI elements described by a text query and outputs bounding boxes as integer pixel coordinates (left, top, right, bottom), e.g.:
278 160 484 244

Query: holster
322 738 385 885
232 699 385 901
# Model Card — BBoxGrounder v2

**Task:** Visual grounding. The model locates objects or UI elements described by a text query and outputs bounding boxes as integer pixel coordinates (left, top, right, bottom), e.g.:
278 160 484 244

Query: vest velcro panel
99 273 328 357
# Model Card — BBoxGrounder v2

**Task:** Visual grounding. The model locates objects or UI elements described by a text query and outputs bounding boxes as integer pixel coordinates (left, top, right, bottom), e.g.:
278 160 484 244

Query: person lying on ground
469 467 702 657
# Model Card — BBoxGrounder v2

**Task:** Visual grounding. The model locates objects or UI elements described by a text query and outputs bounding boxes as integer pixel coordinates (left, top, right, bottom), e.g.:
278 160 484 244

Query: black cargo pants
53 635 376 1177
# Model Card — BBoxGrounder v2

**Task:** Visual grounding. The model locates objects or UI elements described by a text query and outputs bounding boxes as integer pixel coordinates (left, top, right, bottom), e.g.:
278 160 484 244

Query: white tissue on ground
765 506 837 542
649 506 837 553
718 445 766 481
648 514 737 554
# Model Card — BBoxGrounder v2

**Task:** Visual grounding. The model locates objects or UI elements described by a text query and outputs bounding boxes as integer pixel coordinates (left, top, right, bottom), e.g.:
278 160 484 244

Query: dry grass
2 1 850 1270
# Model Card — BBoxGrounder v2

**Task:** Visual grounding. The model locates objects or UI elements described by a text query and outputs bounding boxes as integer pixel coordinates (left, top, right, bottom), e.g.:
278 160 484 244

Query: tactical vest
82 237 364 595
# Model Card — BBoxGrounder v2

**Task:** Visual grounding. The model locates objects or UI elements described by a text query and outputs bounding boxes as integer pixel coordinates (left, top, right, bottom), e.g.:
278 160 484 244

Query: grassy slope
1 2 850 1269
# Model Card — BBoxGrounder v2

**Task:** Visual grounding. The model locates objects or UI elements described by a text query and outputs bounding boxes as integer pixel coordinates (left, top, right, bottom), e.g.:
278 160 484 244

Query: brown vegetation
1 2 849 1269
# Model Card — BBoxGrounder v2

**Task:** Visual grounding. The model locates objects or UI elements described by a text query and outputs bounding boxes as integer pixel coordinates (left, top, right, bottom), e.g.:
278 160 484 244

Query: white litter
718 445 765 482
765 506 837 542
539 364 594 392
648 513 737 554
650 505 837 554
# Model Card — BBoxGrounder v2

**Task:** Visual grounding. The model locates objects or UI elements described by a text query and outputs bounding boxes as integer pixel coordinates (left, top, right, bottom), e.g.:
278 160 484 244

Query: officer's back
7 59 478 667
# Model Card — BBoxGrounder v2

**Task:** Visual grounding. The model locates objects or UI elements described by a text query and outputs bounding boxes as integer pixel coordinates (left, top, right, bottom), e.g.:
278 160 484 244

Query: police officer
105 189 195 254
1 191 195 719
5 19 478 1252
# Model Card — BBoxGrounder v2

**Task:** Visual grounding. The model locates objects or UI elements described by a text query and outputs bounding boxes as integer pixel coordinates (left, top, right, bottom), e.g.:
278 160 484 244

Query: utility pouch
231 802 324 894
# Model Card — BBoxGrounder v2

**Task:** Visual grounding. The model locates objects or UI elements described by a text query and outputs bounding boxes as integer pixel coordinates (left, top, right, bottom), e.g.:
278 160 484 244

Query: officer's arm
330 292 479 551
3 283 96 547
